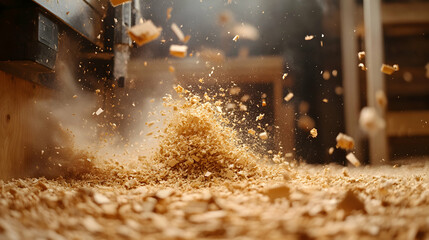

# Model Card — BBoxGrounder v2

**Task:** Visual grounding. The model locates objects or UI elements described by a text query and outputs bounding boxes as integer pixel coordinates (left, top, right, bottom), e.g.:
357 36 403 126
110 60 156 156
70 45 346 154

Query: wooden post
340 0 362 161
363 0 388 164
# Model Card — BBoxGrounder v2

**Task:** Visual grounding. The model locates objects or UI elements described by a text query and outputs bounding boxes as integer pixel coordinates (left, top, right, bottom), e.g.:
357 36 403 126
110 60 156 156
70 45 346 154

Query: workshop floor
1 159 428 240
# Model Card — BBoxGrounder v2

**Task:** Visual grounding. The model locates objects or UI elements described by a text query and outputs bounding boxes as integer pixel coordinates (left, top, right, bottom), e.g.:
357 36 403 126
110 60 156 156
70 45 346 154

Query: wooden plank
381 2 429 25
363 0 388 164
340 0 362 161
355 2 429 37
0 71 52 179
386 111 429 137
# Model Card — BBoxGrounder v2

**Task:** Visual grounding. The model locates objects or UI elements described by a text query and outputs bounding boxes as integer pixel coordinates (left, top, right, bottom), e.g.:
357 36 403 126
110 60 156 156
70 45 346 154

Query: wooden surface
0 70 52 179
386 111 429 137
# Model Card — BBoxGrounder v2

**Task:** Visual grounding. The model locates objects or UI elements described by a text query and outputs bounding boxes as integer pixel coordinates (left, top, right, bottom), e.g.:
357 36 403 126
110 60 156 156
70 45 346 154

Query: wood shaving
284 92 294 102
336 133 354 150
259 132 268 140
381 64 397 75
359 107 385 135
171 23 185 42
310 128 318 138
166 7 173 20
305 35 315 40
128 20 162 46
346 153 361 167
169 45 188 58
358 51 365 60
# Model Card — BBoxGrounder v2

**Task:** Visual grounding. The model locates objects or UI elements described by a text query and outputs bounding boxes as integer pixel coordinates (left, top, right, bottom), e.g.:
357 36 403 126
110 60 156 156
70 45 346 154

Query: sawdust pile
152 85 273 180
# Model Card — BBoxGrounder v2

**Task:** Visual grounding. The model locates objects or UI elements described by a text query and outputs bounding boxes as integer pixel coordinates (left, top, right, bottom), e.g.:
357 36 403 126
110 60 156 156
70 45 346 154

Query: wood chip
93 193 110 205
171 23 185 42
359 107 385 134
346 153 361 167
284 92 294 102
264 185 290 201
169 45 188 58
310 128 318 138
305 35 315 40
336 133 354 150
82 216 103 233
166 7 173 20
358 51 365 60
156 189 174 199
128 20 162 46
259 132 268 140
381 64 397 75
282 73 288 79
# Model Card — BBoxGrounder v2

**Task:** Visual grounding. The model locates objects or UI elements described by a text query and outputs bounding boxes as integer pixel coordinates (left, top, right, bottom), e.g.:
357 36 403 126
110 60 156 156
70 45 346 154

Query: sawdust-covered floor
1 160 428 240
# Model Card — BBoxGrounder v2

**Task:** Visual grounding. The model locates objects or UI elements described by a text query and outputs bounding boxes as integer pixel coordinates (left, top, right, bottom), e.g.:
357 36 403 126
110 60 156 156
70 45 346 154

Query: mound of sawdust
152 86 270 180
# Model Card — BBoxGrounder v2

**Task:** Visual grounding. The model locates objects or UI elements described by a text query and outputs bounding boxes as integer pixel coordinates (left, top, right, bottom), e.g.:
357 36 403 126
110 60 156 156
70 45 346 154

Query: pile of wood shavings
1 161 428 240
152 85 272 180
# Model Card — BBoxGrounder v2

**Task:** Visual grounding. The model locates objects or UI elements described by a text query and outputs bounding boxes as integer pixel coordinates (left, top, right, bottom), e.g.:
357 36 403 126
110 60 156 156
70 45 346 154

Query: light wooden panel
0 71 52 179
387 111 429 137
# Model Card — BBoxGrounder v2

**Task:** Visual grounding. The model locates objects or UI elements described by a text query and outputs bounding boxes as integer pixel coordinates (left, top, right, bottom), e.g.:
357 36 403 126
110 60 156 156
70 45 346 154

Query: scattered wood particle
95 108 104 116
233 35 239 42
305 35 315 40
256 114 264 121
259 132 268 140
332 70 338 77
328 147 334 155
262 99 267 107
322 70 330 80
73 95 78 99
128 20 162 46
282 73 288 79
264 185 290 201
82 216 103 233
358 51 365 60
166 7 173 20
310 128 318 138
229 87 241 95
381 64 396 75
248 129 256 135
358 63 367 71
284 92 294 102
335 86 343 95
359 107 385 134
171 23 185 42
93 193 110 205
322 98 328 103
393 64 399 71
168 66 175 73
183 35 191 43
336 133 354 150
155 189 173 199
169 45 188 58
95 89 101 94
346 153 361 167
